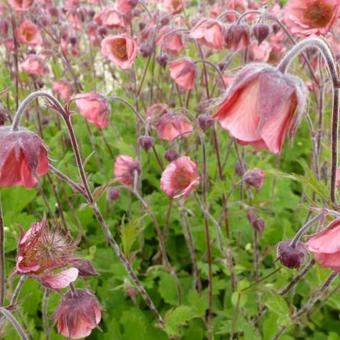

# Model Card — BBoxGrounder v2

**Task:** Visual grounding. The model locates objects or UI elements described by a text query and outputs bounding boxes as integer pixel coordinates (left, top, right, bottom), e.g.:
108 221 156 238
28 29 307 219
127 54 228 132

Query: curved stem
108 96 145 124
0 307 29 340
216 9 240 21
194 60 226 90
277 38 339 205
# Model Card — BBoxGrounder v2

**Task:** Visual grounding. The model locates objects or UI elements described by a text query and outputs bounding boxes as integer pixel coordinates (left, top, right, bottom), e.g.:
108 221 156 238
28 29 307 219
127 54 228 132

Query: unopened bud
138 135 154 151
252 23 270 44
243 168 265 190
198 114 214 131
156 54 168 68
165 149 179 162
277 240 306 269
107 187 120 202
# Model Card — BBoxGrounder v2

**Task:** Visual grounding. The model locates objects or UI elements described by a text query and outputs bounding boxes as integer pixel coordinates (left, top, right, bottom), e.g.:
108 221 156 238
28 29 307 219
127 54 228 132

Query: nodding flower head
225 24 250 51
54 289 101 339
160 156 199 199
155 112 193 142
169 58 197 90
114 155 140 187
0 127 48 188
213 63 307 154
190 19 225 50
75 92 110 129
16 220 79 289
277 240 307 269
306 219 340 271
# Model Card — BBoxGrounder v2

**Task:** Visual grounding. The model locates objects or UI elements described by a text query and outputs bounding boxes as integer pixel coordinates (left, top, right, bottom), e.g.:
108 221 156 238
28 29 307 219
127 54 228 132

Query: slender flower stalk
0 202 5 306
10 91 165 328
0 307 29 340
277 37 339 204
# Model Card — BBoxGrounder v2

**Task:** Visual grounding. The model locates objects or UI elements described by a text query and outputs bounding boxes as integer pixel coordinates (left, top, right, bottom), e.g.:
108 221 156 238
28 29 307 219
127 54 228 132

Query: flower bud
272 23 281 34
164 149 179 162
138 135 154 151
234 160 246 177
107 187 120 201
140 43 154 58
156 54 168 68
277 240 306 269
247 209 265 233
0 20 9 37
252 23 270 44
243 168 265 190
198 114 214 131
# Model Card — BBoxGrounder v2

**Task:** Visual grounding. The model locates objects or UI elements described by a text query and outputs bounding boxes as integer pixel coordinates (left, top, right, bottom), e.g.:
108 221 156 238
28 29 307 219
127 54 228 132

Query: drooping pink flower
16 220 79 289
156 26 184 55
160 156 199 199
336 168 340 188
54 289 101 339
146 103 169 120
163 0 184 14
284 0 339 37
101 35 138 69
190 19 225 50
75 92 110 129
114 155 140 186
169 58 196 90
94 7 127 29
9 0 34 11
16 20 42 46
213 63 307 154
20 55 48 77
225 24 250 51
0 127 48 188
53 80 73 102
156 112 193 141
306 219 340 271
117 0 139 14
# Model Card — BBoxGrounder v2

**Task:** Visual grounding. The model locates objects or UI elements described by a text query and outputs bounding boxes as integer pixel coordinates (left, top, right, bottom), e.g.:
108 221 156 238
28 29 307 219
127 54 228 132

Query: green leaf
164 306 195 337
158 271 179 305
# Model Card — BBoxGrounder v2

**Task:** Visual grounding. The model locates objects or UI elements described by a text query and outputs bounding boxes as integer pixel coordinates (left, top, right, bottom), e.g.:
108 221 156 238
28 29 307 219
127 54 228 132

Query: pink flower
160 156 199 199
0 127 48 188
169 58 196 90
213 64 307 154
146 103 169 119
163 0 184 14
53 80 73 102
20 55 48 77
156 112 193 141
101 35 138 69
94 7 127 29
117 0 139 14
54 289 101 339
306 219 340 271
114 155 140 186
16 220 78 289
156 26 184 55
284 0 339 37
16 20 42 46
249 41 272 62
9 0 34 11
190 19 225 50
75 92 110 129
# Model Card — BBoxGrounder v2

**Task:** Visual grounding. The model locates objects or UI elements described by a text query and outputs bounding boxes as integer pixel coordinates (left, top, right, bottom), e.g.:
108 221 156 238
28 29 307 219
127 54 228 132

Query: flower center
112 38 128 60
303 0 334 28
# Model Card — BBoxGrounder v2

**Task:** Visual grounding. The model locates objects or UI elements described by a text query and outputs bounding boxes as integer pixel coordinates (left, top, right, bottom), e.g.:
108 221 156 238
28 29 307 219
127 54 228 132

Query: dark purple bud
48 7 59 18
71 259 98 276
225 24 250 50
272 23 281 34
218 61 226 71
165 149 179 162
252 23 270 44
69 36 77 46
140 43 154 58
97 26 108 37
254 219 265 233
139 22 146 31
234 160 246 177
160 15 170 26
247 209 257 224
156 54 168 68
107 187 120 202
243 168 265 190
198 114 214 131
277 240 306 269
138 135 154 151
